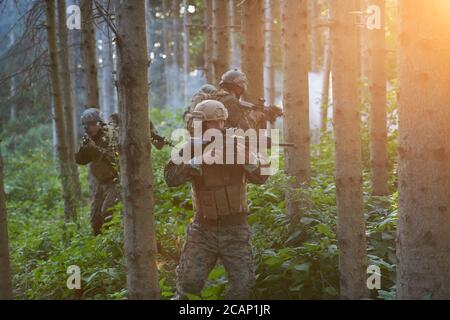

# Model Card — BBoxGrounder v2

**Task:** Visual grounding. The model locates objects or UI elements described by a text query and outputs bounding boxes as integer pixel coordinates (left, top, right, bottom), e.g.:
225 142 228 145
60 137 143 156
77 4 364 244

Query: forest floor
3 107 398 300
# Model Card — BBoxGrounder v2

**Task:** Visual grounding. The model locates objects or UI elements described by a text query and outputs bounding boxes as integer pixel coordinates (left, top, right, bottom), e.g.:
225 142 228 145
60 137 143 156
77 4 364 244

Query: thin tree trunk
57 0 82 204
68 0 82 145
46 0 78 222
114 0 160 300
228 0 241 69
397 0 450 299
320 32 331 135
162 0 172 103
264 0 279 105
366 0 388 196
204 0 214 83
241 0 264 102
212 0 229 83
309 0 319 72
171 0 181 108
330 0 368 299
9 1 16 122
80 0 100 109
281 0 311 217
183 0 190 101
101 18 117 119
0 149 13 300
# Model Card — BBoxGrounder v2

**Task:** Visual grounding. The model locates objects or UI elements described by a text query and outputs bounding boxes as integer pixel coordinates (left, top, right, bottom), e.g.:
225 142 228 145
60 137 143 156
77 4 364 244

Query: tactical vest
191 165 248 220
90 126 118 183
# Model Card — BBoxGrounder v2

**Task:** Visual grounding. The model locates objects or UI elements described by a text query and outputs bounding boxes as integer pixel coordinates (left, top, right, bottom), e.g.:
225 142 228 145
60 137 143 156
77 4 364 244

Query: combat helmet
219 69 248 92
192 100 228 122
81 108 103 125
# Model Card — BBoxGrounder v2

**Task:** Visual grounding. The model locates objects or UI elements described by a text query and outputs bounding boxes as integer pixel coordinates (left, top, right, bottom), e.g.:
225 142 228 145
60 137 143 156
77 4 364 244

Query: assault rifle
239 98 284 125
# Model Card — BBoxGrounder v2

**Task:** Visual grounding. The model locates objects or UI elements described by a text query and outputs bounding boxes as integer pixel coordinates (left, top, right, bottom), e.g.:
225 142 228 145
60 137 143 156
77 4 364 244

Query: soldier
184 70 266 133
214 69 266 130
184 84 218 133
75 108 120 235
165 100 269 300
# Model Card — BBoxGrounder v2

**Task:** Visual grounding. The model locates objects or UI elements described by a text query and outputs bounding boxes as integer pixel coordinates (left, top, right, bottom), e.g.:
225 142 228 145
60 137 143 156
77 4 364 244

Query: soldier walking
165 100 269 299
75 108 120 235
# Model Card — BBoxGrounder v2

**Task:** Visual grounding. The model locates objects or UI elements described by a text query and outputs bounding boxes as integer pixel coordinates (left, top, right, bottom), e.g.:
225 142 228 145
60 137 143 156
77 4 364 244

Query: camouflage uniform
184 71 266 133
165 94 268 300
75 110 120 235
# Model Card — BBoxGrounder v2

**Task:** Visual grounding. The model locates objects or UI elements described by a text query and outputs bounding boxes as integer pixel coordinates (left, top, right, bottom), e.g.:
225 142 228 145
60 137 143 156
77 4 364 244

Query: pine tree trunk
309 0 319 72
320 32 331 135
330 0 368 299
162 0 172 103
46 0 78 222
204 0 214 83
171 0 181 108
101 19 117 119
212 0 230 83
264 0 279 105
0 149 13 300
80 0 100 109
8 1 16 122
366 0 388 196
241 0 264 102
114 0 160 300
228 0 241 69
183 0 190 101
397 0 450 299
68 0 82 145
281 0 311 217
57 0 82 204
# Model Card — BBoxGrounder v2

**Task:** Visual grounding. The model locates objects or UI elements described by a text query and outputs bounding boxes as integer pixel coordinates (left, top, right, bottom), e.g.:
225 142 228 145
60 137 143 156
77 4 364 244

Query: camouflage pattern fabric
175 221 255 300
90 180 120 235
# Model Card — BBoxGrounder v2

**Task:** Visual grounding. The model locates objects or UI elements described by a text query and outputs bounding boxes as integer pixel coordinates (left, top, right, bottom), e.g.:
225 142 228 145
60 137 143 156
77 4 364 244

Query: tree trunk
67 0 82 145
162 0 172 103
264 0 279 106
366 0 388 196
330 0 368 299
46 0 78 222
8 1 16 122
171 0 181 108
228 0 241 69
80 0 100 109
309 0 319 72
57 0 82 204
0 149 13 300
204 0 214 83
212 0 230 83
114 0 160 300
397 0 450 299
320 32 331 135
281 0 311 217
182 0 190 101
100 17 117 119
241 0 264 102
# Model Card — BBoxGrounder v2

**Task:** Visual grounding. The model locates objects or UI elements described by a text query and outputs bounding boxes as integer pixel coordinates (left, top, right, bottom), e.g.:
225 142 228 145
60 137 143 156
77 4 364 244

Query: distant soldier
109 112 172 150
75 108 120 235
184 84 218 133
165 100 269 300
184 70 268 133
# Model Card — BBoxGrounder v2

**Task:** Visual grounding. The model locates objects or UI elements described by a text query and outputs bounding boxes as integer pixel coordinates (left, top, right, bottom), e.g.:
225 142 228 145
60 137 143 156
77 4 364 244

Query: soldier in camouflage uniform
75 108 120 235
184 70 266 133
165 100 269 300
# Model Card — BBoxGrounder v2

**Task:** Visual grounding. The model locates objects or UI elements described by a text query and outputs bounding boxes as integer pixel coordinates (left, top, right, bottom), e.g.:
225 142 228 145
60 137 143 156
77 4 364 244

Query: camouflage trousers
90 180 120 235
175 220 255 300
